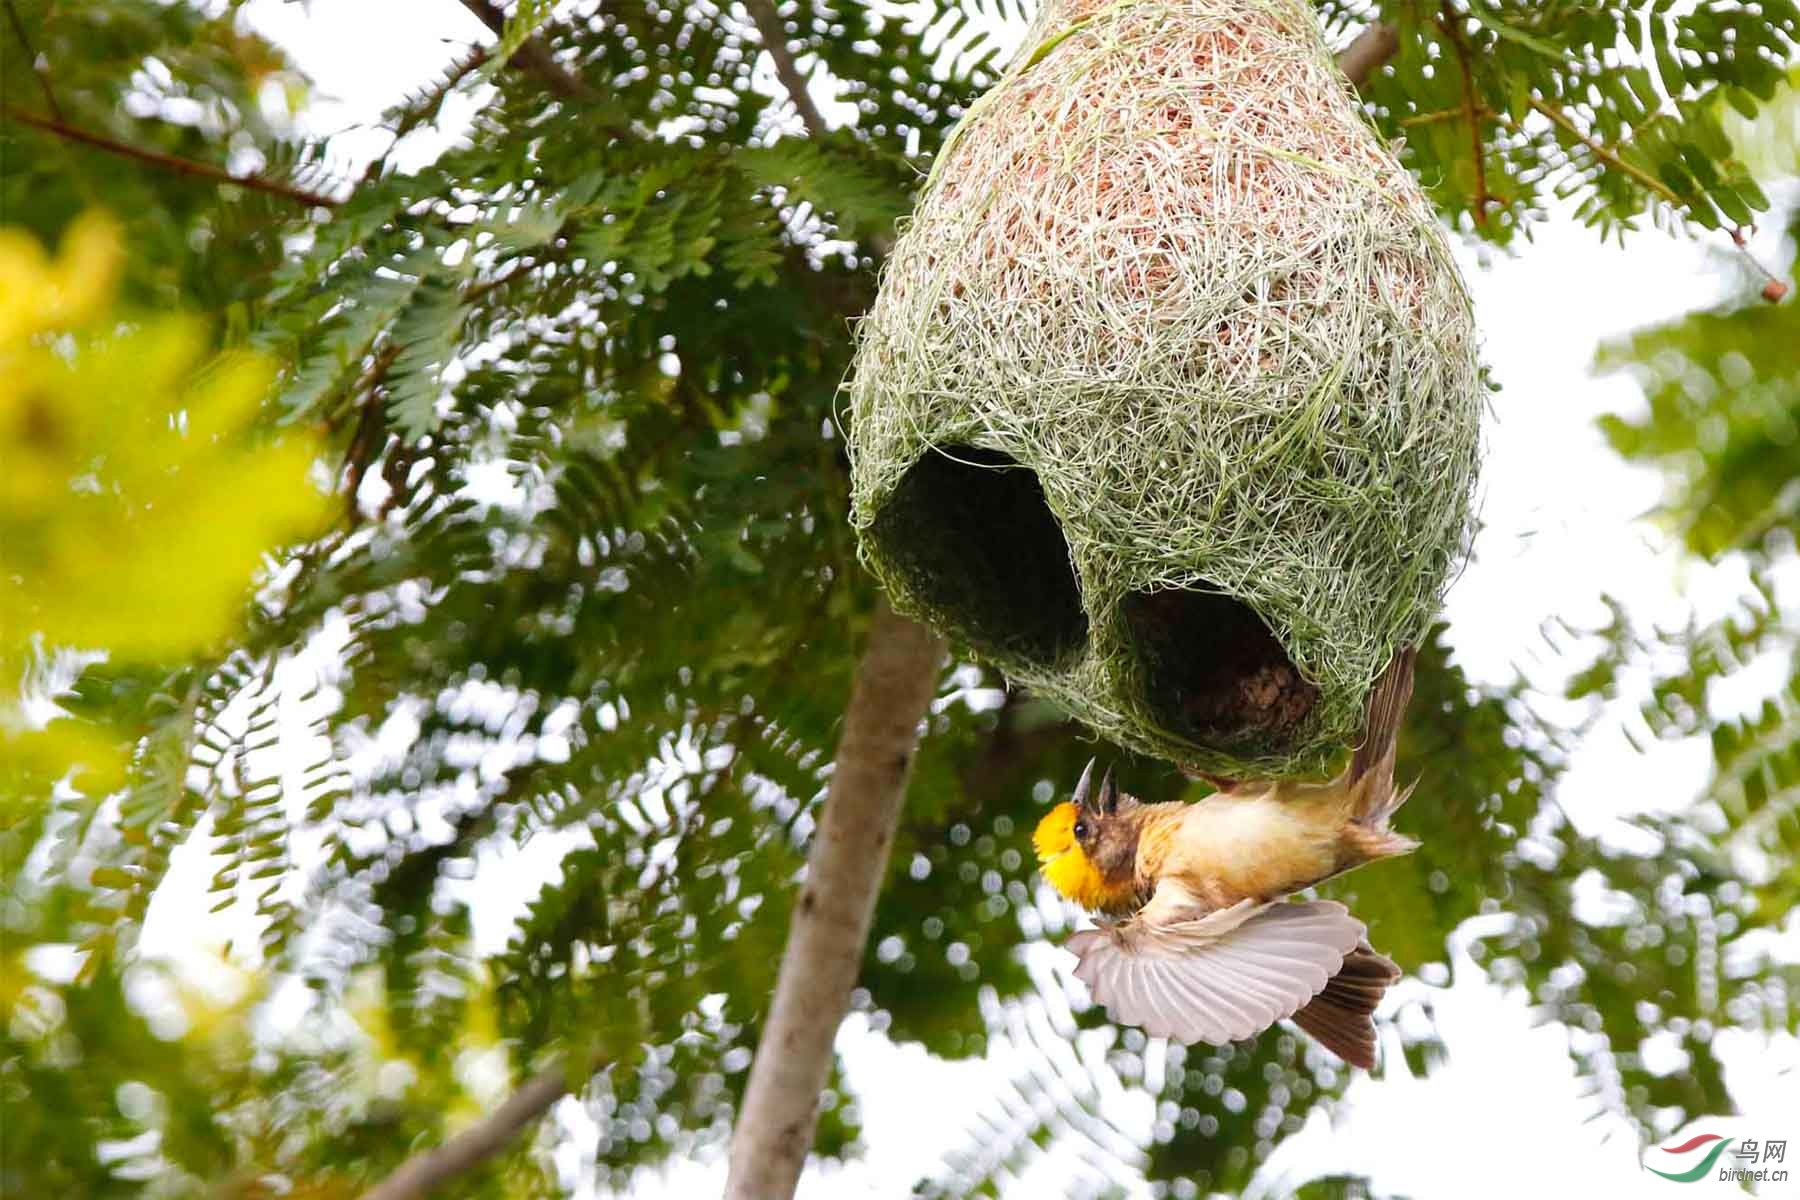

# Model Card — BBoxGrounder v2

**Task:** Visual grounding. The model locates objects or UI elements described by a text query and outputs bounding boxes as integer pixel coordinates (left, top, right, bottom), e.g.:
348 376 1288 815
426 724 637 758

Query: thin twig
1437 7 1491 226
356 1059 592 1200
1729 226 1791 304
1525 97 1684 209
359 44 491 186
3 107 339 208
744 0 827 136
456 0 598 102
1507 99 1778 289
460 260 530 306
1401 104 1494 128
3 0 61 120
340 344 402 524
745 0 883 260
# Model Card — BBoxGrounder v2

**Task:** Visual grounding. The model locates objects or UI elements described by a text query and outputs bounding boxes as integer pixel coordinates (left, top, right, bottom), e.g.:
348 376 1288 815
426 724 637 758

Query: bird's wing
1066 887 1362 1045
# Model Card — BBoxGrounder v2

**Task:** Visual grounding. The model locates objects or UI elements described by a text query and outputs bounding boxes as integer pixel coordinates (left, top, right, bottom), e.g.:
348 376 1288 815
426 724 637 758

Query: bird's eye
1073 820 1089 839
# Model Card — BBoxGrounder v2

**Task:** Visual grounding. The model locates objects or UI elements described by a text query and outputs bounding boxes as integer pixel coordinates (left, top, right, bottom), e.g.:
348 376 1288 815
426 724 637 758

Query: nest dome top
846 0 1482 774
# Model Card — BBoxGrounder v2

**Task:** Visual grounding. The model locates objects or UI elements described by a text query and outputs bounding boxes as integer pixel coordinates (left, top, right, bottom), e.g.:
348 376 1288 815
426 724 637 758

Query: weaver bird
1032 648 1418 1068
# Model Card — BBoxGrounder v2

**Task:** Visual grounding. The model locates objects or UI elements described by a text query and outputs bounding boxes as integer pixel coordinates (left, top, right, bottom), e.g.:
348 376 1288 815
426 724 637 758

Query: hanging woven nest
844 0 1482 775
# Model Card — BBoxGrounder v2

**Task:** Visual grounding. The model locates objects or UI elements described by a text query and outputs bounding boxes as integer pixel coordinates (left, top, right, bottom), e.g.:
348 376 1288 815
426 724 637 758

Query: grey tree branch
1337 21 1399 88
721 18 941 1200
744 0 828 136
724 602 945 1200
357 1061 586 1200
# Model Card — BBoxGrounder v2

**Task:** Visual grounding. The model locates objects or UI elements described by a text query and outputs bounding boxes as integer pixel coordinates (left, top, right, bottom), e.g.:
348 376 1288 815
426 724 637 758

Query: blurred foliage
2 1 1798 1198
1597 223 1800 561
0 214 325 808
0 0 323 310
0 218 324 663
1331 0 1797 240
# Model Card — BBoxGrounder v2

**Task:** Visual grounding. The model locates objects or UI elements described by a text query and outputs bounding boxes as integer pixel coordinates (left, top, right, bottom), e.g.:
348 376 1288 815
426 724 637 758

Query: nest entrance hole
1121 585 1318 754
867 445 1087 667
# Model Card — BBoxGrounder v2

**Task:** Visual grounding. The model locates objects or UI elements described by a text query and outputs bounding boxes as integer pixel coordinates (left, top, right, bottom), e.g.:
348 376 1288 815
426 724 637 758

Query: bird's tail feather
1340 789 1420 862
1290 941 1401 1069
1346 646 1417 839
1350 645 1415 790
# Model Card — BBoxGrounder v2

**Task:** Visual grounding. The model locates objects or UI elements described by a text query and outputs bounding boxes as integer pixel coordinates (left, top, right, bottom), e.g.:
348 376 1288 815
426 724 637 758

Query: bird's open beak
1072 758 1097 811
1072 758 1120 815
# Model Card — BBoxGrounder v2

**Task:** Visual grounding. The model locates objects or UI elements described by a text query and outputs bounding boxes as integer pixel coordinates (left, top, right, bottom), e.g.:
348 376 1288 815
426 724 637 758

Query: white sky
121 1 1800 1196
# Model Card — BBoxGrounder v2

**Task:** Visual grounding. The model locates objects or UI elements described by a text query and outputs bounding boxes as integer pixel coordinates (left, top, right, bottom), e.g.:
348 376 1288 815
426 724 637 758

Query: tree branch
724 602 944 1200
1525 97 1684 210
3 107 339 208
3 0 62 120
744 0 828 136
1729 226 1791 305
356 1060 587 1200
456 0 598 102
1437 7 1492 226
339 343 402 525
359 43 491 186
1336 21 1398 89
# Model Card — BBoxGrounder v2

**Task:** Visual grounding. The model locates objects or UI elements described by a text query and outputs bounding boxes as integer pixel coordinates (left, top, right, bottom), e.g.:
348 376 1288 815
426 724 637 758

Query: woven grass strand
845 0 1482 775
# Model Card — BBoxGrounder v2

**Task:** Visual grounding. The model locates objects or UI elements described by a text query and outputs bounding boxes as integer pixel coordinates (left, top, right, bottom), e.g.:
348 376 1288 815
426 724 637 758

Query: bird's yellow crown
1033 801 1129 912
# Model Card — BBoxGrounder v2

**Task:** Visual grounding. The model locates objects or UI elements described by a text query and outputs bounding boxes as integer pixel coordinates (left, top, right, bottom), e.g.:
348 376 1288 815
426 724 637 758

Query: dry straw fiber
846 0 1482 775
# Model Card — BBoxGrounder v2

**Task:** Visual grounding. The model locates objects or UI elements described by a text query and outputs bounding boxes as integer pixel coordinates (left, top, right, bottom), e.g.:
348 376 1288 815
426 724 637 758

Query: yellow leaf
1 214 329 793
0 212 122 343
